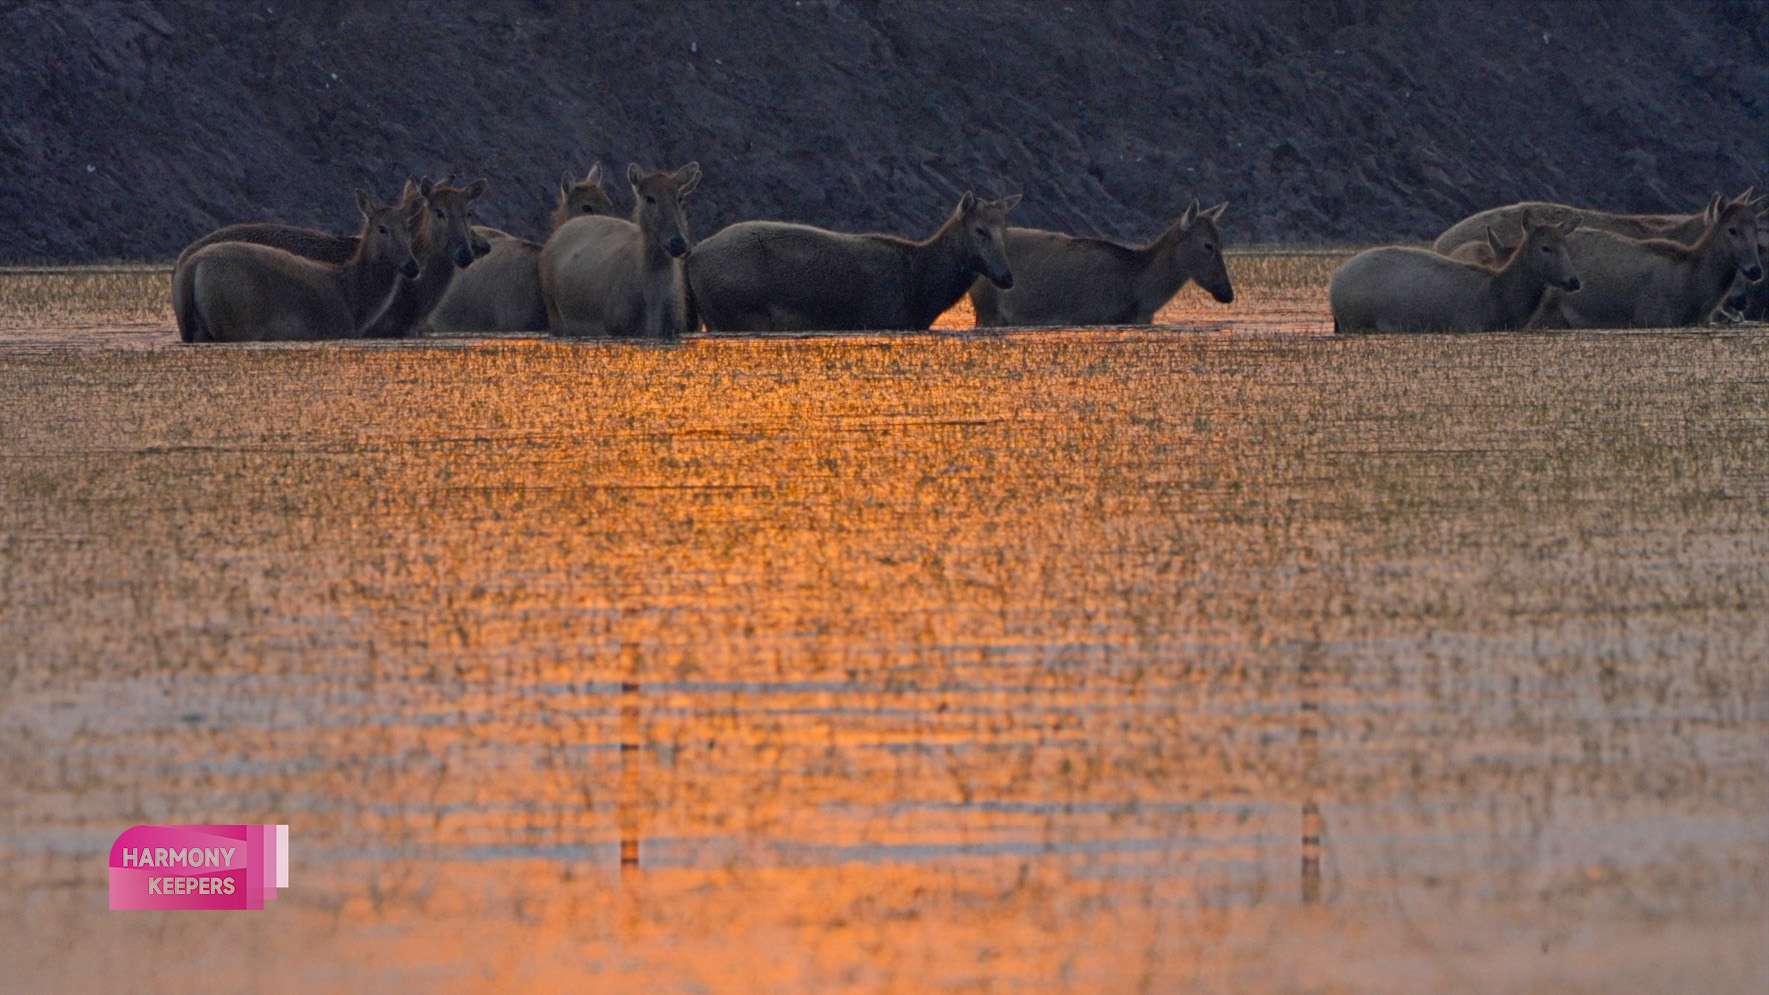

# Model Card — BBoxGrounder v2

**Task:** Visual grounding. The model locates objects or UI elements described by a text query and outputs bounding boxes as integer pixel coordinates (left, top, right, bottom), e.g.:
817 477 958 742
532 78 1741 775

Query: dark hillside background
2 0 1766 261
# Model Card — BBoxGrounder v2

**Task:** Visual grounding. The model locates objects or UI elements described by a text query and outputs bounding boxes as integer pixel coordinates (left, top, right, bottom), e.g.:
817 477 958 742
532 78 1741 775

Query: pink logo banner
108 824 289 910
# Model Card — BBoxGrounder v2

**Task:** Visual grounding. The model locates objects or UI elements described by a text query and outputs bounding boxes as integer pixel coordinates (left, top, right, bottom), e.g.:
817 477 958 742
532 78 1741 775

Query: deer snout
471 234 492 258
1744 264 1764 283
453 245 475 269
1563 275 1582 292
400 258 421 278
667 235 689 258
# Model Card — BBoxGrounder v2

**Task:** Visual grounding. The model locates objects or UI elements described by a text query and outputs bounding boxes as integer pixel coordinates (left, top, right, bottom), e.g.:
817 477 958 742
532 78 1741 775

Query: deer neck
339 235 403 331
1137 224 1194 303
1488 251 1554 326
634 218 686 336
403 212 463 310
907 213 978 327
633 204 681 272
1687 223 1742 302
412 212 449 272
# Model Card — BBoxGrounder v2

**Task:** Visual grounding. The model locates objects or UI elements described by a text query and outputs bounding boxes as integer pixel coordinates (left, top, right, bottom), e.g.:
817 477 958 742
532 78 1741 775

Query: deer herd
169 163 1769 342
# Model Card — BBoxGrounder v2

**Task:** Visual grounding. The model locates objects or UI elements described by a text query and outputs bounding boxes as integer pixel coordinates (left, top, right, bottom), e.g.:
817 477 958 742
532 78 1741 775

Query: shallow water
0 274 1765 993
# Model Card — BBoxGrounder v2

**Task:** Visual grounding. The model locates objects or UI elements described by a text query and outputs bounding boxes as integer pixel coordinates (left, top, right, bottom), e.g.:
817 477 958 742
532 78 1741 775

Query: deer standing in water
539 162 701 338
688 192 1020 331
172 190 420 342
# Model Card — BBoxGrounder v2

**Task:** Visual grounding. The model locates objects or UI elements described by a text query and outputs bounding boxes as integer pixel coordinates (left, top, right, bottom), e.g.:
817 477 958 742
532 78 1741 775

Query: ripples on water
0 267 1764 992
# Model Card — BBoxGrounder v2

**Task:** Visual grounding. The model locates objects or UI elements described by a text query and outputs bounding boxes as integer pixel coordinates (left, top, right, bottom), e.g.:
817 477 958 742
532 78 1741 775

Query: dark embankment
1 0 1766 262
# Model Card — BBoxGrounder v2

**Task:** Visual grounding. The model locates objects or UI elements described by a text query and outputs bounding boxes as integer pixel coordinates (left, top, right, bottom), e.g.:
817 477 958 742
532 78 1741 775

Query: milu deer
539 162 701 338
425 165 615 334
357 178 489 337
1432 196 1730 257
172 190 421 342
1445 192 1768 323
969 201 1232 326
175 178 488 337
688 192 1020 331
174 176 431 270
1528 191 1766 328
1330 213 1582 333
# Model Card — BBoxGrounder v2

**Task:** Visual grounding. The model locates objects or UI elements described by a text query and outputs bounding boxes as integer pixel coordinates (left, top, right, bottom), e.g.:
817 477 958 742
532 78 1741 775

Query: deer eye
378 225 390 235
974 227 988 238
1204 243 1216 255
434 208 445 219
645 195 657 205
1729 227 1740 237
1541 245 1551 253
582 204 595 212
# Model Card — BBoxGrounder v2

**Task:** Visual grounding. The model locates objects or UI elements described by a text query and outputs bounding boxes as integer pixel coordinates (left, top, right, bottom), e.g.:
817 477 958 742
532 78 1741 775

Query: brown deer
553 163 615 230
172 190 421 342
1446 196 1769 324
687 192 1020 331
358 178 489 337
1444 228 1515 267
1330 212 1582 333
1529 191 1765 328
1726 220 1769 319
174 176 428 270
969 201 1232 326
425 165 615 334
1433 197 1725 257
539 162 700 338
174 178 489 337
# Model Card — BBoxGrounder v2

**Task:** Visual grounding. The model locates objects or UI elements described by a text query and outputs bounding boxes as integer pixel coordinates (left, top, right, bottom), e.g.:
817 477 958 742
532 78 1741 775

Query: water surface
0 274 1764 992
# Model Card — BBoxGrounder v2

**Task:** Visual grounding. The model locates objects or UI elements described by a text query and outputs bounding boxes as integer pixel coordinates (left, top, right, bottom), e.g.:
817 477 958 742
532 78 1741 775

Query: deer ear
958 191 977 213
418 176 436 200
464 178 487 199
1705 193 1723 224
1205 201 1228 220
1558 217 1581 236
1179 200 1199 229
1734 186 1756 206
586 161 604 188
1519 208 1534 230
626 163 645 189
675 162 701 196
560 171 575 199
1486 227 1505 254
356 189 376 218
997 193 1023 212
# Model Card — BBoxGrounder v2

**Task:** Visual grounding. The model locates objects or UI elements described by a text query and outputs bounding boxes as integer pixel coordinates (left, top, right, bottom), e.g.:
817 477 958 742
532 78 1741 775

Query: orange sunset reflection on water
0 273 1764 992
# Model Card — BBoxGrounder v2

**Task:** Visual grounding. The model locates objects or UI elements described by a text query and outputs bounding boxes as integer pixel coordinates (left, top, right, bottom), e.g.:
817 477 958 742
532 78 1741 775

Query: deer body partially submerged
689 192 1020 332
1331 214 1582 333
969 201 1233 326
540 162 700 338
1529 193 1765 329
360 179 489 337
176 224 356 270
426 165 615 334
173 178 487 337
172 191 421 342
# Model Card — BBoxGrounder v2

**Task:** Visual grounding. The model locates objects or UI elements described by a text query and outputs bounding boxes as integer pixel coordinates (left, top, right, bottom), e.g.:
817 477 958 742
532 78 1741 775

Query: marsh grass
0 264 174 324
1225 246 1359 290
0 252 1356 332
